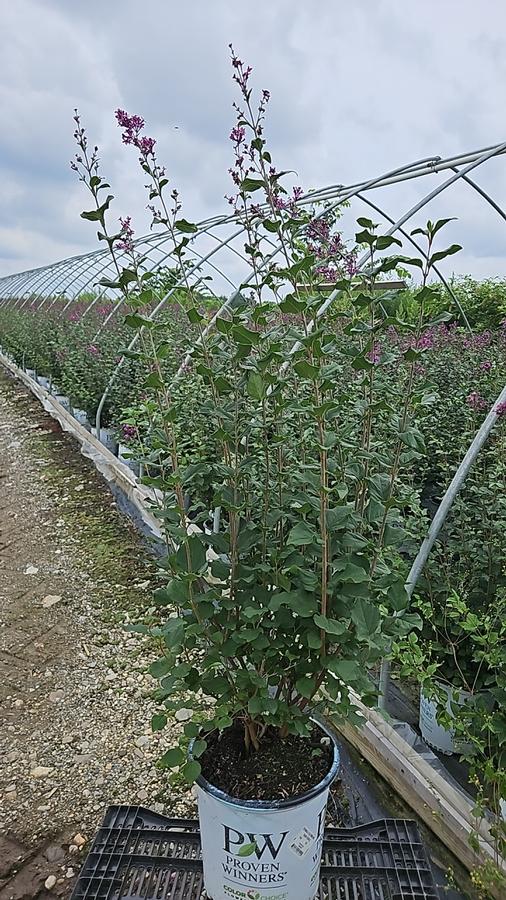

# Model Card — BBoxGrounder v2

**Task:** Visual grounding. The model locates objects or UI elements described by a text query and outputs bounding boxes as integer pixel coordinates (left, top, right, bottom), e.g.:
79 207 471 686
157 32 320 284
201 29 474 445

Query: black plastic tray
71 805 439 900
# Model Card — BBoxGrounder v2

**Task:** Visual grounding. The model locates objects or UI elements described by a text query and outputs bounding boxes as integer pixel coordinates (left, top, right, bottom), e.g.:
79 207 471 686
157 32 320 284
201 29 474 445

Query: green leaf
240 177 265 192
287 521 317 545
376 235 402 250
175 219 198 233
159 747 185 768
151 713 167 732
294 360 320 379
247 372 265 400
184 722 200 738
149 657 173 679
327 658 361 681
174 534 207 574
327 506 351 529
187 306 204 324
351 599 381 640
403 347 423 362
144 372 164 390
314 615 348 636
295 676 316 699
237 841 257 857
270 590 315 617
191 739 207 758
429 244 462 265
335 561 369 583
429 217 456 237
356 217 376 229
355 229 376 246
181 760 201 783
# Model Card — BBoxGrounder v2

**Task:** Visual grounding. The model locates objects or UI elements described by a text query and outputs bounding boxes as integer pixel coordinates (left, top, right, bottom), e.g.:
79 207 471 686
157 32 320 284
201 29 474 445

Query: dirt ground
0 372 195 899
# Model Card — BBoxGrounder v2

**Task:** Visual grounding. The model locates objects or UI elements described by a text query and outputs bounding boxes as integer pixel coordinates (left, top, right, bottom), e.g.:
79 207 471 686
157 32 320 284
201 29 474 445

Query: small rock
175 708 193 722
49 690 64 703
5 783 16 792
72 833 86 848
45 845 65 863
6 750 19 762
135 735 149 748
5 789 17 801
24 565 39 575
30 766 51 778
137 789 148 801
74 484 84 492
45 875 57 890
74 754 92 764
61 734 74 744
66 867 75 878
42 595 62 609
13 698 24 708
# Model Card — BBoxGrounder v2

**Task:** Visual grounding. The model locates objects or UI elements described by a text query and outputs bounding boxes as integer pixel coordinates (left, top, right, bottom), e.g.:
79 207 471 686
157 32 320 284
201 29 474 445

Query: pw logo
223 826 289 859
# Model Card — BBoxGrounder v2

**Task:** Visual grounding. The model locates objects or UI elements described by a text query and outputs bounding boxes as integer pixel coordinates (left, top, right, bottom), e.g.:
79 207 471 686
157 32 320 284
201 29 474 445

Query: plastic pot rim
192 715 340 811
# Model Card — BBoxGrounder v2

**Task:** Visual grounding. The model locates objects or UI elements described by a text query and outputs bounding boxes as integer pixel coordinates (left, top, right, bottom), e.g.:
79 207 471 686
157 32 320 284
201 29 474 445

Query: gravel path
0 371 195 899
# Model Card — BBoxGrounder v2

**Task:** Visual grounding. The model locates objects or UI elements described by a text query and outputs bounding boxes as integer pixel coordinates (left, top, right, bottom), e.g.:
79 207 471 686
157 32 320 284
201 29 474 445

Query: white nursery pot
419 681 473 755
54 394 71 412
196 722 339 900
99 427 118 456
26 368 37 380
37 375 50 389
73 408 91 431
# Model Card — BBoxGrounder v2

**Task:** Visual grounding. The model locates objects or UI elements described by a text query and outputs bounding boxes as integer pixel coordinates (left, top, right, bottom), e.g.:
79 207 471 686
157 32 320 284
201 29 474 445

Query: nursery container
25 368 37 380
419 681 473 755
73 408 91 430
195 720 339 900
54 394 71 412
37 374 50 390
99 427 118 456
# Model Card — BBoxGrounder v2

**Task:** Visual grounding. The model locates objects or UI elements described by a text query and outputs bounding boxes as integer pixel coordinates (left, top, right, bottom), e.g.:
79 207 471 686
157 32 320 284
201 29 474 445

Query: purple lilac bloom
466 391 488 411
115 109 156 158
230 126 246 144
121 423 137 440
480 360 492 371
495 401 506 417
87 344 99 356
117 216 135 252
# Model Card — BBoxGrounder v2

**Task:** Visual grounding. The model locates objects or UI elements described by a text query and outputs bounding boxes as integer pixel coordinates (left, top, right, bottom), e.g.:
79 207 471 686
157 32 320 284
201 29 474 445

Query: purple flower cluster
463 330 492 350
466 391 488 411
229 44 253 91
121 423 137 441
115 109 156 159
117 216 135 253
367 346 381 364
86 343 99 356
495 401 506 417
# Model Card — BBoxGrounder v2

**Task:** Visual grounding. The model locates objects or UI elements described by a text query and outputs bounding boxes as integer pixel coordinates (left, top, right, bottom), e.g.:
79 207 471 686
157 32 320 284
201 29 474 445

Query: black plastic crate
71 805 439 900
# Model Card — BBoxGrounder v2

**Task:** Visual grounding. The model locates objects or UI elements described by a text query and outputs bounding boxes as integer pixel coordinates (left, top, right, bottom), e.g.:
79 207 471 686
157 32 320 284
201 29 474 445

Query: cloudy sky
1 0 506 284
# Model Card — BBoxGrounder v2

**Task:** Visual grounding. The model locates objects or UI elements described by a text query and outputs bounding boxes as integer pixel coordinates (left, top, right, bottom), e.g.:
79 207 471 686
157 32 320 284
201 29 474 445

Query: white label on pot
289 826 315 858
